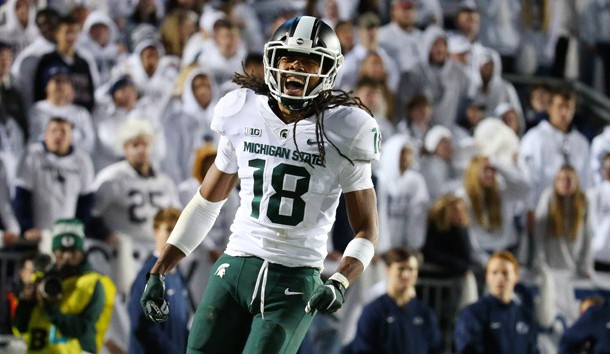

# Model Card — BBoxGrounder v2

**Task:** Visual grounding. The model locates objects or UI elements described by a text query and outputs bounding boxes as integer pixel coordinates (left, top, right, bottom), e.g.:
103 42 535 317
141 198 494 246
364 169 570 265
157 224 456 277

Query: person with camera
13 218 115 354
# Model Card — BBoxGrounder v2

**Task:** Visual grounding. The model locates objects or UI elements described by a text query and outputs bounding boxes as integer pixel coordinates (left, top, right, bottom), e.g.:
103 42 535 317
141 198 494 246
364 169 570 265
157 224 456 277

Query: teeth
286 77 305 85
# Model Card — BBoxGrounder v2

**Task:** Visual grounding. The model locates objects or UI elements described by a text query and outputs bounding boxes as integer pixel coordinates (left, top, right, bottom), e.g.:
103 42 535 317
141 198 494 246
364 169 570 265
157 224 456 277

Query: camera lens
40 277 62 300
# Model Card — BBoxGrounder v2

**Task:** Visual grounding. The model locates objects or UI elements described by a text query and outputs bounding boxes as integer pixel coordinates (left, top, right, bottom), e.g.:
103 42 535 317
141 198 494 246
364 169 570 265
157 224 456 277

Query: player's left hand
305 279 345 314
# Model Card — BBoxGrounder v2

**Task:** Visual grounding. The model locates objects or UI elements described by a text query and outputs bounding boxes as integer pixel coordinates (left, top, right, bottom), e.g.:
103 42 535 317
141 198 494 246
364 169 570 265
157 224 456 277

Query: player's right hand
140 273 169 323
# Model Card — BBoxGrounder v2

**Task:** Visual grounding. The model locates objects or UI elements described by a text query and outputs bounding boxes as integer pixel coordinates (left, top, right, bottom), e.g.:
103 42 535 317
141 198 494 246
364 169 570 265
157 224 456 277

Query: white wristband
343 238 375 270
166 190 226 256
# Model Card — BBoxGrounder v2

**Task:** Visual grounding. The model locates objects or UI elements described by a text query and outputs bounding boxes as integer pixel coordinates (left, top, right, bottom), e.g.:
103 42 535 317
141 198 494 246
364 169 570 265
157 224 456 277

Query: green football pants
186 254 323 354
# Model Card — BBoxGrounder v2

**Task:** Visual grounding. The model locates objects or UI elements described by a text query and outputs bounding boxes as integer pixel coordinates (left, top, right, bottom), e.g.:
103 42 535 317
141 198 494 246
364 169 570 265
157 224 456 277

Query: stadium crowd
0 0 609 353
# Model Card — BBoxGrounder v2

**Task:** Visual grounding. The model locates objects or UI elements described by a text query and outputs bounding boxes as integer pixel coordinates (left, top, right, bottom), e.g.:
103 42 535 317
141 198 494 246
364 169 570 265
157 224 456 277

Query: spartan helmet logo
61 236 75 248
280 129 289 139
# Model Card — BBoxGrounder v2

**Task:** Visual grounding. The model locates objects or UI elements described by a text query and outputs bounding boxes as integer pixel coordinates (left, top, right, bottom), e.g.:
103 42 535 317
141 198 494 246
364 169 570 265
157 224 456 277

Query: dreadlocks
232 72 372 167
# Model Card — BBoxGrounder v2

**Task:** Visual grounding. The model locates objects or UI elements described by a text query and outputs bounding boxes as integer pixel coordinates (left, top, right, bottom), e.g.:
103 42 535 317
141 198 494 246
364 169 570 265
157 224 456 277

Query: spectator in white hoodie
0 0 39 56
77 10 124 85
587 152 610 274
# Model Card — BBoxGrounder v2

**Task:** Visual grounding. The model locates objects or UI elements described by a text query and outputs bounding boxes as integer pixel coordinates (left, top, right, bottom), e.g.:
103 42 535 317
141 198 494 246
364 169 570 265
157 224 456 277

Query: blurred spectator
474 0 521 73
357 51 398 94
419 125 462 201
13 218 116 354
377 1 421 73
223 0 265 55
467 48 523 129
77 10 124 85
447 34 471 68
0 159 19 248
396 93 433 149
459 156 529 265
0 0 38 56
28 64 95 154
181 5 226 66
398 26 470 128
159 8 198 57
590 125 610 186
520 88 591 237
88 118 180 261
422 194 479 276
342 247 443 354
353 77 395 140
0 40 28 140
218 52 264 95
112 30 179 114
128 207 190 354
454 251 540 354
334 20 355 56
559 298 610 354
411 0 443 28
11 8 60 109
13 117 95 240
336 12 399 93
33 15 99 112
455 97 485 138
377 141 429 251
534 165 593 279
587 152 610 274
91 75 140 172
580 0 610 94
494 102 522 136
196 18 246 86
128 0 164 29
162 67 219 184
524 84 550 132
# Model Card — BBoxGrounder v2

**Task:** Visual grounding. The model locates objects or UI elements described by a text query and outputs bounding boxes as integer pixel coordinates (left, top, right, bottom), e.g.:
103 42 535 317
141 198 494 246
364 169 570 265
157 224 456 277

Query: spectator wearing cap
336 12 400 93
33 15 99 112
13 117 95 243
88 118 180 272
92 75 142 172
28 64 95 154
419 125 463 201
377 0 421 74
0 0 39 56
524 84 550 132
398 26 470 129
10 8 60 110
467 48 523 130
77 10 125 85
13 218 115 354
447 34 471 68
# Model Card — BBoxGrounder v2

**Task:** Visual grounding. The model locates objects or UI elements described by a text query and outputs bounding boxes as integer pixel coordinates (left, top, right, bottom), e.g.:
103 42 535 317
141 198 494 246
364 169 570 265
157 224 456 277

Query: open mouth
282 76 306 96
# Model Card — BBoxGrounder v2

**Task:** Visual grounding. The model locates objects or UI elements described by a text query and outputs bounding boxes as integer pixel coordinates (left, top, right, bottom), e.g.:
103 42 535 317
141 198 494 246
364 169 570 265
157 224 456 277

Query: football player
141 16 380 354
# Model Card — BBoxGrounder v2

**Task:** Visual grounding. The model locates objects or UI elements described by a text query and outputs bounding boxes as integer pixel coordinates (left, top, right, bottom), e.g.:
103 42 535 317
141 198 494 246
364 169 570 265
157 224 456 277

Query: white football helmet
263 16 344 110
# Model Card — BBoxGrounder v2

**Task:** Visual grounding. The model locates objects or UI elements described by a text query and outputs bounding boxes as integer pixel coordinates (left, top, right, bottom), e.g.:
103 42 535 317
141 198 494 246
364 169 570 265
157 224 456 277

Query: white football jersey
91 161 181 252
211 89 380 268
14 143 95 230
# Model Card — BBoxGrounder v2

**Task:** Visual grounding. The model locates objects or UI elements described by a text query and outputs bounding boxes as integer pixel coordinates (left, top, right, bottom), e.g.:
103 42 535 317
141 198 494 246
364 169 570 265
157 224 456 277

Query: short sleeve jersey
211 89 380 267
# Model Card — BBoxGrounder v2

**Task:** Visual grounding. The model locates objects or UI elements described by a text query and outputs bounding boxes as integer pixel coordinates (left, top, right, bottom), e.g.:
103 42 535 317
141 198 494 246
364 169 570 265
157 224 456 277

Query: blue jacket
343 294 443 354
559 302 610 354
455 295 539 354
128 255 190 354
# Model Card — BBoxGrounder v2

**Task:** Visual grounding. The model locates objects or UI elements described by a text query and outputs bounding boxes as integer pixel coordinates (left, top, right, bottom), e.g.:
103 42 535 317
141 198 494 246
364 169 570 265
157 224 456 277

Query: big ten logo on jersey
245 127 262 137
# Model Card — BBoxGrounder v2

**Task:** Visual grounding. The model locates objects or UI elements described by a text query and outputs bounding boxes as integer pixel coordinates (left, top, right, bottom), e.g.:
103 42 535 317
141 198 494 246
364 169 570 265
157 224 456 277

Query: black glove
140 273 169 323
305 279 346 314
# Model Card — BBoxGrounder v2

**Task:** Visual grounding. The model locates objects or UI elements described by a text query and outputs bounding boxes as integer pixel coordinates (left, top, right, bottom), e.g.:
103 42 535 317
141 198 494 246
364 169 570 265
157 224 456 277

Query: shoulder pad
325 107 381 162
211 88 250 135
